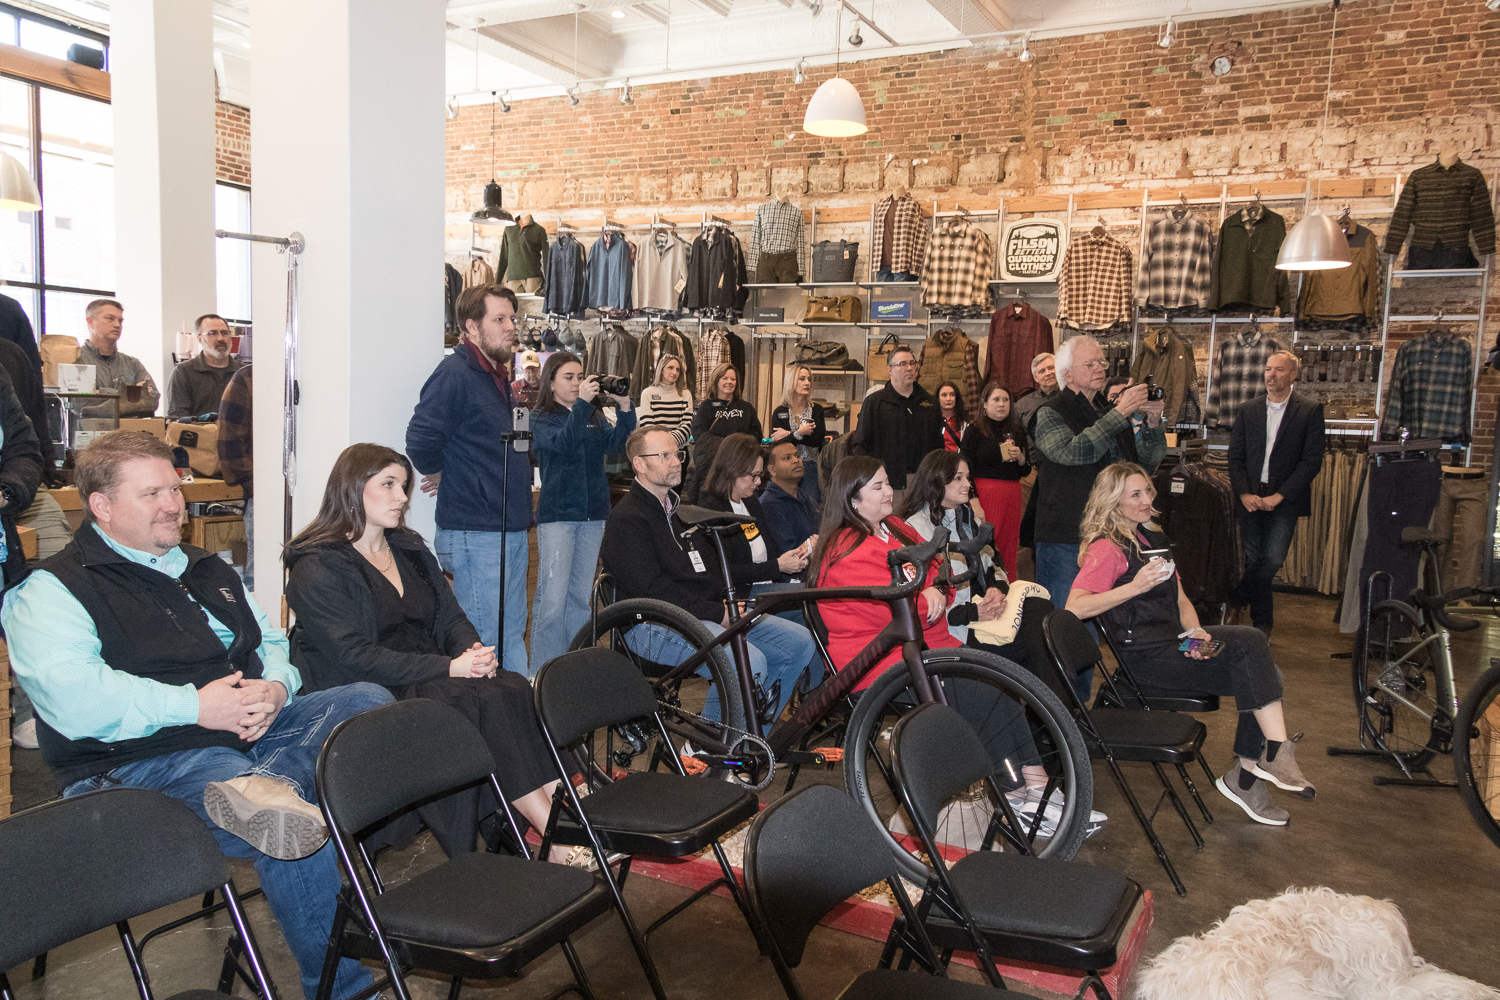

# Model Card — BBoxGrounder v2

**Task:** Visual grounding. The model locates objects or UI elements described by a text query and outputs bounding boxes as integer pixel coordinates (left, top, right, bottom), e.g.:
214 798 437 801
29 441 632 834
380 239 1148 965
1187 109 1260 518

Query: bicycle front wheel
569 599 747 772
1355 600 1447 767
1454 663 1500 850
843 647 1093 883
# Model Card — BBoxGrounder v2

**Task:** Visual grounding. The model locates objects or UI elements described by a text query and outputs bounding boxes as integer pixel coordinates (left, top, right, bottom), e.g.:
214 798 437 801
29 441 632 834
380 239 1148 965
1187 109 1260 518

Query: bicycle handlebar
887 527 948 587
1413 585 1500 633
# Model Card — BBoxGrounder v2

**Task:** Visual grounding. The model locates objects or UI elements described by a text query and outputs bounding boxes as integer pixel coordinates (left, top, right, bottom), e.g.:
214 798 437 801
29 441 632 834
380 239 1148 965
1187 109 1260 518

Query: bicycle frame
1369 627 1458 724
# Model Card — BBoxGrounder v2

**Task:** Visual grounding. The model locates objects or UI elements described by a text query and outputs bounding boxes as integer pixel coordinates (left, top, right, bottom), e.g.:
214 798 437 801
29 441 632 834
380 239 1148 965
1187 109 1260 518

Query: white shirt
1261 396 1289 484
730 500 769 564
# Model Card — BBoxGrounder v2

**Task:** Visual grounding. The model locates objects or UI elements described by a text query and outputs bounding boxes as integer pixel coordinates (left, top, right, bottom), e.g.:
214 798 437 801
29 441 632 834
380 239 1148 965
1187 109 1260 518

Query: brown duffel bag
803 295 863 323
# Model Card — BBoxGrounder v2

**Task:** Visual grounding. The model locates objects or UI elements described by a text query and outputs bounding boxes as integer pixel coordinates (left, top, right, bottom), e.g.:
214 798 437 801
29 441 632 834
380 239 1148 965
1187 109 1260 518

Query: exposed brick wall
215 99 251 186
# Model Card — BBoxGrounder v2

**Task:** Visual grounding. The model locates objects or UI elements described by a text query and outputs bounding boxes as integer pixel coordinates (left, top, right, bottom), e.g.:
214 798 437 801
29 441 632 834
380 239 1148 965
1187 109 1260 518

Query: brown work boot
1248 734 1315 799
204 775 329 860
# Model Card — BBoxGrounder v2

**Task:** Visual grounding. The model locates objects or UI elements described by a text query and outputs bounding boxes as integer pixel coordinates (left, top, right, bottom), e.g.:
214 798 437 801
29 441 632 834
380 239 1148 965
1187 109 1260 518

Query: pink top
1071 534 1179 596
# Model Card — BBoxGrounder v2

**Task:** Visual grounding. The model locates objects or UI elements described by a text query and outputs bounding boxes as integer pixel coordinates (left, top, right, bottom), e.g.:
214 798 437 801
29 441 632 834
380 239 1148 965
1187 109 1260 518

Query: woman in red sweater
812 454 959 693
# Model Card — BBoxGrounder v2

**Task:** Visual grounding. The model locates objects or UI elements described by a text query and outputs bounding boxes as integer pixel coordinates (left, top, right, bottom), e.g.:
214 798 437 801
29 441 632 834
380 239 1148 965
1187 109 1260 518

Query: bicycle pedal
679 755 708 776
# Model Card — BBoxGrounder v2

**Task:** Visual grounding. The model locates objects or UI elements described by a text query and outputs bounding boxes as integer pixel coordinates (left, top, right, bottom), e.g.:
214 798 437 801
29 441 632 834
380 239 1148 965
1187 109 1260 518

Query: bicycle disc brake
727 734 776 791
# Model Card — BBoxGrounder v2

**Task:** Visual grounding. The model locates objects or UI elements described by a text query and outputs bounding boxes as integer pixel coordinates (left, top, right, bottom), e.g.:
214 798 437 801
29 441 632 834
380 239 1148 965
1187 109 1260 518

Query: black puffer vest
1096 527 1183 649
35 524 265 788
1033 388 1139 545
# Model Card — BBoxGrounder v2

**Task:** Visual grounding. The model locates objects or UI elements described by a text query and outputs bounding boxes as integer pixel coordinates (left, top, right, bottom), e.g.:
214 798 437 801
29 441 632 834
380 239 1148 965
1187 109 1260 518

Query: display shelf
1390 269 1486 279
741 321 806 328
800 281 863 289
742 283 803 289
1388 314 1481 322
857 321 926 328
858 281 923 289
798 321 861 327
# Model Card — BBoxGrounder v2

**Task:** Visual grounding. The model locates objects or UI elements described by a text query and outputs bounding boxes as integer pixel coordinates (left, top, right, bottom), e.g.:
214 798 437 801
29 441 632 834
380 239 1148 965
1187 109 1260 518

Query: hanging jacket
583 324 638 379
629 326 696 404
444 263 463 334
462 257 493 289
1135 213 1214 309
683 228 749 314
1298 223 1381 324
1130 326 1199 426
917 327 981 420
696 327 731 402
544 234 587 317
985 302 1054 402
872 194 929 275
1209 327 1280 428
634 232 690 311
586 232 633 312
1384 157 1497 255
1211 208 1292 315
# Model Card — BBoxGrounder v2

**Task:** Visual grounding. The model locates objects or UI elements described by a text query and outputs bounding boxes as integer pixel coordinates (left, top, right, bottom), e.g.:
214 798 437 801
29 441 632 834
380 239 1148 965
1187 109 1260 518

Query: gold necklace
357 543 394 572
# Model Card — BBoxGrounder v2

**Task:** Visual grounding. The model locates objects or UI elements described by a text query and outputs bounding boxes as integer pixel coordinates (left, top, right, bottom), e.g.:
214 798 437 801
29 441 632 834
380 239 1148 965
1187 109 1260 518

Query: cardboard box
56 363 96 393
119 418 169 442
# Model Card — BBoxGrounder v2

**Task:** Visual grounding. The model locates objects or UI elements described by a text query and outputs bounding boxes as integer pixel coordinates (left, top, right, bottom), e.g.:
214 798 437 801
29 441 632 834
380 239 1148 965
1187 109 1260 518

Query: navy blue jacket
406 344 533 532
757 480 819 554
533 399 635 523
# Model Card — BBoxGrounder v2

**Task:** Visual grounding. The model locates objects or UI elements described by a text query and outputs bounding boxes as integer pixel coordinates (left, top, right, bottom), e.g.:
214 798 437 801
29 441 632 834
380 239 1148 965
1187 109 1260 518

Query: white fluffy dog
1135 886 1499 1000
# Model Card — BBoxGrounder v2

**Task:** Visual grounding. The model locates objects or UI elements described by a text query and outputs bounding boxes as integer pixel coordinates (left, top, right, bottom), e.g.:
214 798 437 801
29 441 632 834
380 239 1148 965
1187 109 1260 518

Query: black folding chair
313 698 610 1000
0 787 280 1000
533 647 762 1000
1042 610 1211 897
744 783 1035 1000
890 703 1142 1000
1094 626 1222 717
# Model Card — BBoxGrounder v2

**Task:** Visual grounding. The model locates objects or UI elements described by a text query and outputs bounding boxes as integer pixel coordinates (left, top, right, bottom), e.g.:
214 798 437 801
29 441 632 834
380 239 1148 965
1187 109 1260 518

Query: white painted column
250 0 446 608
110 0 216 393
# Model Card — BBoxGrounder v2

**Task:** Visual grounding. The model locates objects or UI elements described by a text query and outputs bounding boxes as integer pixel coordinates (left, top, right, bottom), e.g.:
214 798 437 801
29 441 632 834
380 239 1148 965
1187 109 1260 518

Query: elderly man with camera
1031 334 1166 699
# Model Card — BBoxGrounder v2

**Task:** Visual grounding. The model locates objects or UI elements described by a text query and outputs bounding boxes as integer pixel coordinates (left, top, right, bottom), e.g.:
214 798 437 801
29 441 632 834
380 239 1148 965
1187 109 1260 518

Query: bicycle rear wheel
843 647 1093 883
1354 600 1447 768
569 599 747 777
1454 664 1500 850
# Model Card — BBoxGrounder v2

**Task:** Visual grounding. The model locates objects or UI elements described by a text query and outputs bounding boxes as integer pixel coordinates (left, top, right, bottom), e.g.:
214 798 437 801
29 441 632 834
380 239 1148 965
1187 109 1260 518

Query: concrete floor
6 590 1500 999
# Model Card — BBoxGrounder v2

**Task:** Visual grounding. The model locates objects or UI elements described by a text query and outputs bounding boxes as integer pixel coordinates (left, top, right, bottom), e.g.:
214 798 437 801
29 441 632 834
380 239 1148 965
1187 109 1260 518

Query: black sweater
285 531 481 692
770 403 828 452
691 397 761 476
959 425 1030 481
851 382 943 490
600 479 728 622
699 492 789 586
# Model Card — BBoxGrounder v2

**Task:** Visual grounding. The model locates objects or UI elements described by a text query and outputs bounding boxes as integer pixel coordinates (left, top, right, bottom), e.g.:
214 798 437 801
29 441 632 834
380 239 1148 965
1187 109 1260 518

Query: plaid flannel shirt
1136 215 1213 308
1209 327 1280 428
1034 396 1166 470
1057 233 1133 327
748 199 806 277
1384 159 1497 255
921 219 994 309
872 194 930 276
1381 330 1474 442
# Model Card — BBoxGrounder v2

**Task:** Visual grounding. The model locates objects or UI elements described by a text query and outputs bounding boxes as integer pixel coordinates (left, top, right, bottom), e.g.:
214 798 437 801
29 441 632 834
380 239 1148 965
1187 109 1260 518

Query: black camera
1144 375 1165 402
594 374 630 397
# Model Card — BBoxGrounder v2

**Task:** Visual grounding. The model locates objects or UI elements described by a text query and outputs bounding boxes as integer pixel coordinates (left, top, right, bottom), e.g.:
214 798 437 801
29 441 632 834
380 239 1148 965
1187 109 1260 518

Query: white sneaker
1007 787 1108 838
11 718 38 750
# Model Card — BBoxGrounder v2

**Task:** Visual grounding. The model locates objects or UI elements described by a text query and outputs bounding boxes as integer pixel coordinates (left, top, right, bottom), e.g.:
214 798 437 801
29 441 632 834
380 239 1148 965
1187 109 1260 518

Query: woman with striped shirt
637 354 694 451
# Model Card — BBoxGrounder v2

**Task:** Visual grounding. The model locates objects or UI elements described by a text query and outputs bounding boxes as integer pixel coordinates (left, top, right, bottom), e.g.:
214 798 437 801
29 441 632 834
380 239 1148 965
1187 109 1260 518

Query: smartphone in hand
1178 637 1224 657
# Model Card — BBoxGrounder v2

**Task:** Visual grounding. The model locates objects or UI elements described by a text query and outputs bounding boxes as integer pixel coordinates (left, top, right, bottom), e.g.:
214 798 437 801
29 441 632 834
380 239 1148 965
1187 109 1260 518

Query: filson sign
999 219 1064 282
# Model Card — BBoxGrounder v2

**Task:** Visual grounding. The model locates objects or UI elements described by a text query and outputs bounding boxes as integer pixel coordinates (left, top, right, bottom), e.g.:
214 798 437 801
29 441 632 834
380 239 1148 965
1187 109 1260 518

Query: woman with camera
530 351 635 677
1064 462 1314 826
689 362 760 498
769 364 827 503
960 381 1030 579
637 354 694 451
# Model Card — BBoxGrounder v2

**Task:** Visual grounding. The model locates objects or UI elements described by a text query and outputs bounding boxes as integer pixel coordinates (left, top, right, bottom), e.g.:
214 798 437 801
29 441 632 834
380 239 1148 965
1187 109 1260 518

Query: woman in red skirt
960 381 1029 578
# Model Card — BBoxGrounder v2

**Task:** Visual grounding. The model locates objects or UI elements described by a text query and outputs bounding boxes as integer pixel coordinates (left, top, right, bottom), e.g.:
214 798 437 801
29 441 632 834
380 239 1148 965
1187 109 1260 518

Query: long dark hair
534 351 585 416
901 450 965 525
973 380 1025 441
936 380 964 419
702 433 765 501
285 443 416 562
810 455 919 582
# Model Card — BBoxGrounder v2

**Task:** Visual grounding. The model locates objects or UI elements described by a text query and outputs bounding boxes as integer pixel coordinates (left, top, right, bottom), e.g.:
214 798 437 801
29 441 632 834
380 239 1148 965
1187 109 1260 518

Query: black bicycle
568 506 1094 881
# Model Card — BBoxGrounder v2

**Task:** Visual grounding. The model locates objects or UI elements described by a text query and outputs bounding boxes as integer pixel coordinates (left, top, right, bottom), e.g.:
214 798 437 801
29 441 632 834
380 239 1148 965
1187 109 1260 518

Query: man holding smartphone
1228 350 1325 637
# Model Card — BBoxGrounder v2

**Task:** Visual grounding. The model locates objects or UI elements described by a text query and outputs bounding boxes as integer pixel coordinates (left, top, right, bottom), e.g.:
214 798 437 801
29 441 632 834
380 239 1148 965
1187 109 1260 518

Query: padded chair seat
1086 708 1204 757
372 851 599 948
581 770 758 836
942 852 1135 942
837 968 1032 999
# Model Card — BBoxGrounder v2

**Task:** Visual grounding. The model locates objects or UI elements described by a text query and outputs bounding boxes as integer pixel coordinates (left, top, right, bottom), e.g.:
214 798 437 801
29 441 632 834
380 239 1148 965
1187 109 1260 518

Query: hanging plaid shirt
748 199 806 278
1057 232 1133 328
1136 214 1214 309
1209 327 1279 428
1381 329 1474 442
921 219 994 309
872 194 930 276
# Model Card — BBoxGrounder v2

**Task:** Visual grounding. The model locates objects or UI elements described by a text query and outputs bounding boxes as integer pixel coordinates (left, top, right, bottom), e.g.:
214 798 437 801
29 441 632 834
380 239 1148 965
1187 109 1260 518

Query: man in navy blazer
1227 350 1326 634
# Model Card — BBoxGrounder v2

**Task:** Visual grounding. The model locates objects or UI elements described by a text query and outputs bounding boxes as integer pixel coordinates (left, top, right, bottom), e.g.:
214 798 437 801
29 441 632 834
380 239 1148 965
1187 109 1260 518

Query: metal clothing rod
215 229 306 253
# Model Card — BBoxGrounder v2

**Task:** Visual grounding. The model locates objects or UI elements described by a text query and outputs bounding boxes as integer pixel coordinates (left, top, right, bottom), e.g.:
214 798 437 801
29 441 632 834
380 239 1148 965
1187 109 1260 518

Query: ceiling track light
499 91 512 113
620 79 634 103
793 57 806 84
848 24 863 46
1158 16 1175 48
1487 0 1500 12
446 95 460 120
1017 32 1033 62
567 85 581 107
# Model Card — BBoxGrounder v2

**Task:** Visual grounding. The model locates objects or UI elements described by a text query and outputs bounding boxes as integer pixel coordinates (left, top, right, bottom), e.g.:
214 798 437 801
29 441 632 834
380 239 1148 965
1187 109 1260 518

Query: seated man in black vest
1032 334 1167 701
1 430 393 1000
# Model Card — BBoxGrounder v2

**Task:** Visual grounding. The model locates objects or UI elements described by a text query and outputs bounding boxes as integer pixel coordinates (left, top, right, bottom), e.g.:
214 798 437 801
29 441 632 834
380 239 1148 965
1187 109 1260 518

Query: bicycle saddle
676 505 755 530
1400 526 1443 547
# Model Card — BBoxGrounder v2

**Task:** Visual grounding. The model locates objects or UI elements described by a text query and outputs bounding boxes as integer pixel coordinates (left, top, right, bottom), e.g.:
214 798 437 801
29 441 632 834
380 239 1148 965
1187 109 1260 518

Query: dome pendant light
0 87 39 212
803 4 867 137
1276 5 1350 271
470 93 515 231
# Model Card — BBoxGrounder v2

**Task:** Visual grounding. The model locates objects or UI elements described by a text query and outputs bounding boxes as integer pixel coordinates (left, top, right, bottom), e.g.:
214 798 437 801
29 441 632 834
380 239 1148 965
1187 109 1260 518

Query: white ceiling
13 0 1325 109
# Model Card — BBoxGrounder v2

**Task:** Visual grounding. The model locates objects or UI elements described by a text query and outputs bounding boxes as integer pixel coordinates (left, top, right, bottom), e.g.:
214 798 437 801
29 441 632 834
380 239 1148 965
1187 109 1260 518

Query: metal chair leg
1104 756 1187 896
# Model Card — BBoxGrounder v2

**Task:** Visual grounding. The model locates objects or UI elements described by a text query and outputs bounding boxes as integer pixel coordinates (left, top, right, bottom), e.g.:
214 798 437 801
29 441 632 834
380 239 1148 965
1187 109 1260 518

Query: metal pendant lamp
0 151 41 211
1276 5 1349 271
470 93 514 231
803 5 867 137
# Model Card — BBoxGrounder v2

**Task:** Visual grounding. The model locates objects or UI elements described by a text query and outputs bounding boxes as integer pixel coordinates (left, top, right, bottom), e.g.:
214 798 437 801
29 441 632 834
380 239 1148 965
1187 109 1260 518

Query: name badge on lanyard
688 550 707 574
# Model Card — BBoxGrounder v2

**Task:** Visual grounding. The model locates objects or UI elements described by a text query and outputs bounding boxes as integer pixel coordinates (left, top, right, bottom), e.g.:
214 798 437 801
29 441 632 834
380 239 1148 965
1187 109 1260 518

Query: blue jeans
1036 541 1094 704
875 268 915 282
530 519 607 677
436 528 530 676
63 683 394 1000
626 615 817 726
1235 511 1299 627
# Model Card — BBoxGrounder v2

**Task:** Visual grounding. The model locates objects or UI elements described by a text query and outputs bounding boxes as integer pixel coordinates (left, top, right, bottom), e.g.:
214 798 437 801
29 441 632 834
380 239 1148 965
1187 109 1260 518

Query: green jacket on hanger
1211 208 1292 315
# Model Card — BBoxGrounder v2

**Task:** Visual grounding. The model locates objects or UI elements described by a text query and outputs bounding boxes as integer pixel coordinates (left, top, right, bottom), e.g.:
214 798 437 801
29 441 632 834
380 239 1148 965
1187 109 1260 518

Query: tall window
215 181 252 324
0 4 110 339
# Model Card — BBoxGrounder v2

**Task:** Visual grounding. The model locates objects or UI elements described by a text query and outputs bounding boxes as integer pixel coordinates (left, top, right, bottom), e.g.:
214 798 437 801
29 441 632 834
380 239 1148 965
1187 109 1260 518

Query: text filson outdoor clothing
872 194 929 277
851 382 943 491
1211 209 1292 315
1384 158 1497 257
496 219 550 289
1033 387 1165 545
1135 213 1214 309
691 397 761 479
165 353 246 419
749 199 806 278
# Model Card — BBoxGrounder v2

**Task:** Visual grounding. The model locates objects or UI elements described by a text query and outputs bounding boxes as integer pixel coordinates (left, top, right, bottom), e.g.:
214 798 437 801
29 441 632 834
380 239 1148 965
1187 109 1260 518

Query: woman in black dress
285 443 567 861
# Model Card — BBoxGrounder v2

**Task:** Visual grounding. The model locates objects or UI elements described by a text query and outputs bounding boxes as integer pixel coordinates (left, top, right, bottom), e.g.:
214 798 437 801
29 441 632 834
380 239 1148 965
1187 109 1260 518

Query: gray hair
1054 335 1101 383
1030 352 1055 376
